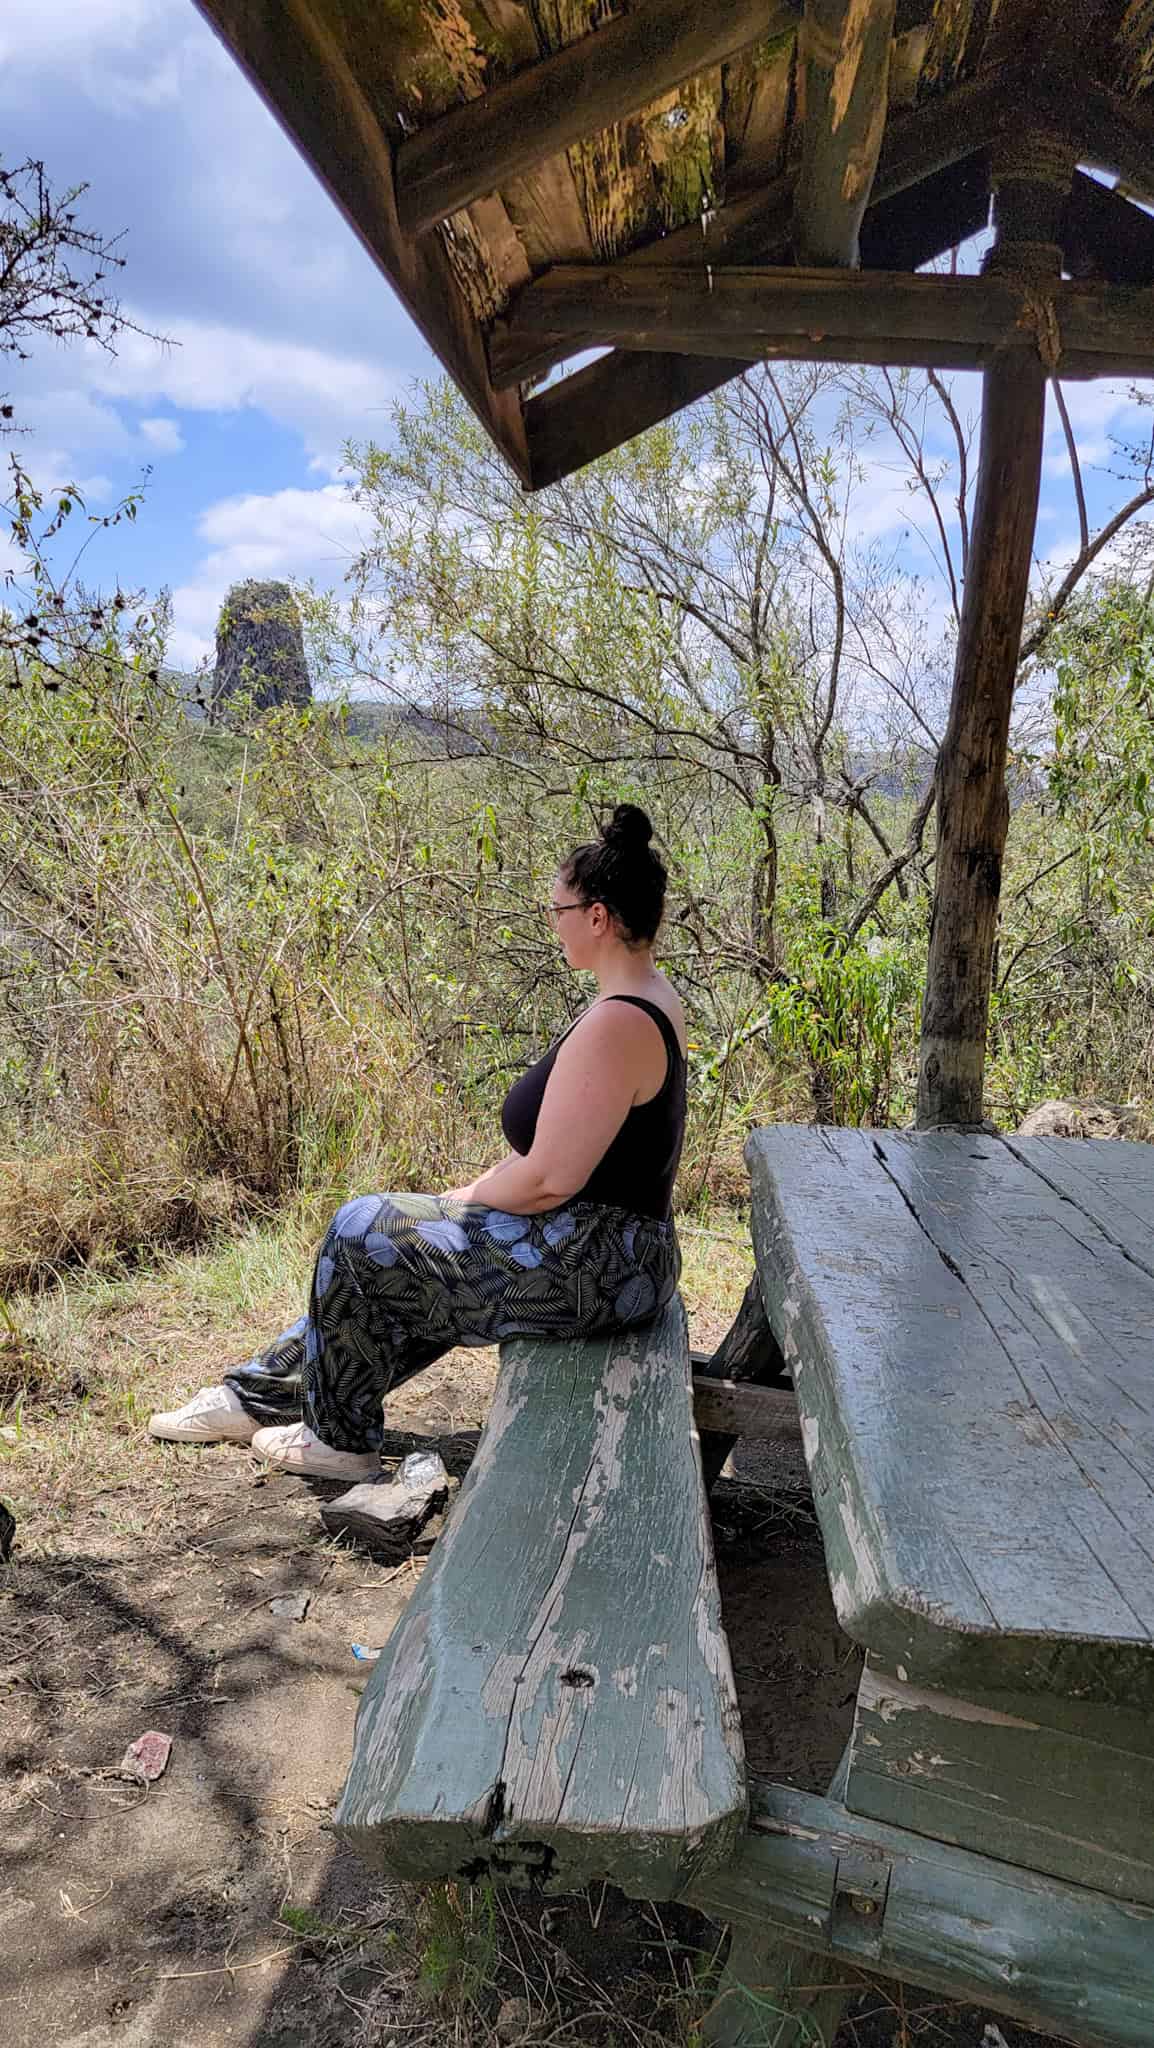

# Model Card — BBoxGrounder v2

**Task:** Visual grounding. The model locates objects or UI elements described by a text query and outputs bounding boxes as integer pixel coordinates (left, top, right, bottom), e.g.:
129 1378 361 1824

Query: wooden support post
915 136 1072 1130
794 0 897 266
705 1751 858 2048
694 1274 793 1492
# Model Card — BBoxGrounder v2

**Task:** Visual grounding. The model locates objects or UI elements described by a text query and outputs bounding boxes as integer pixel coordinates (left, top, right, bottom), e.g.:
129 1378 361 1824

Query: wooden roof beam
793 0 897 267
1064 169 1154 286
192 0 531 483
490 66 1013 391
522 153 993 489
1033 67 1154 206
394 0 799 240
507 264 1154 373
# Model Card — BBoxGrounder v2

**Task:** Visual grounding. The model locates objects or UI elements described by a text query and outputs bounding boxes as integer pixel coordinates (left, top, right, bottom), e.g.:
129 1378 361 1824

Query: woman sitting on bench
149 804 688 1480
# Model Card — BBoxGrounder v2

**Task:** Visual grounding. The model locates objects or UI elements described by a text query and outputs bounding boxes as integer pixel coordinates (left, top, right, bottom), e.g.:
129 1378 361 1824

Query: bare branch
844 777 937 943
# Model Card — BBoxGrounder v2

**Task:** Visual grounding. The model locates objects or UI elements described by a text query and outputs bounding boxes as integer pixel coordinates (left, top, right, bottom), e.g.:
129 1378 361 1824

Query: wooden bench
335 1295 748 1894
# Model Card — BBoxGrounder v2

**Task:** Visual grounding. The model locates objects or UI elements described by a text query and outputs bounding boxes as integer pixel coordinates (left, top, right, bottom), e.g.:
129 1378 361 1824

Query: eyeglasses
545 899 589 924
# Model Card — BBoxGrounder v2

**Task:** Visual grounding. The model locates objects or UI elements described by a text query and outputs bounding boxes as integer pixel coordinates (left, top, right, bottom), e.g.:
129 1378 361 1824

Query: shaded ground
2 1246 1069 2048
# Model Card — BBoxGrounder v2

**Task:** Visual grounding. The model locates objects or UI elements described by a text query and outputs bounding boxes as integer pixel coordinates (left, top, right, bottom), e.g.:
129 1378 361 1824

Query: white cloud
0 0 166 66
168 481 369 670
139 415 185 454
88 317 403 473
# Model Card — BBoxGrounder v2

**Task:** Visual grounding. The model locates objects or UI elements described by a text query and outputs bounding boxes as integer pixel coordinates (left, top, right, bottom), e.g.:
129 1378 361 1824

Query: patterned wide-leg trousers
224 1193 680 1454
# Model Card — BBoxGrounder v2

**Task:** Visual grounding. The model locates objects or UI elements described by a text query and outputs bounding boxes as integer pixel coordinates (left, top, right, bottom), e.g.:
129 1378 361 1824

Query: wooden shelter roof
194 2 1154 488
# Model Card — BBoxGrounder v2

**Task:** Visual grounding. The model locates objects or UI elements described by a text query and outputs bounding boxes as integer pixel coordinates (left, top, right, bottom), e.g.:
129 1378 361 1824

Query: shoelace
187 1386 228 1414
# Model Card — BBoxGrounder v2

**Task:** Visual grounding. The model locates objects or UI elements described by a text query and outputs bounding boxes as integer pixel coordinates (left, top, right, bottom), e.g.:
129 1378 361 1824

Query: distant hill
161 673 492 754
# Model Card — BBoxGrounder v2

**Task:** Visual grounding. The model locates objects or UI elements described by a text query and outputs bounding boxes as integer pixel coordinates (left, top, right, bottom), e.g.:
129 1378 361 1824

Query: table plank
746 1127 1154 1706
1004 1133 1154 1281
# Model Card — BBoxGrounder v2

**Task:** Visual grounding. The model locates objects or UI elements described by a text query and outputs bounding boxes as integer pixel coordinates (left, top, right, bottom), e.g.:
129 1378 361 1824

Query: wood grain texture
848 1660 1154 1907
746 1126 1154 1706
706 1750 857 2048
692 1379 800 1441
494 68 1010 393
694 1273 794 1491
1037 67 1154 205
336 1297 747 1893
687 1773 1154 2048
508 265 1154 372
523 143 998 484
916 331 1047 1126
395 0 798 236
794 0 898 266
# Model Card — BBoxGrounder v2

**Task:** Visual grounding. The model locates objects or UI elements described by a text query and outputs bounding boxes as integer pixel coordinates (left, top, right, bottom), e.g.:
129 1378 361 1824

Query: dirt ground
3 1331 1068 2048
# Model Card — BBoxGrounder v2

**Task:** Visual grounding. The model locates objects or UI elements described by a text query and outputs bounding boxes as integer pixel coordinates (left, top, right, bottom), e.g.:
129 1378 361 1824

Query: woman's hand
443 1184 480 1205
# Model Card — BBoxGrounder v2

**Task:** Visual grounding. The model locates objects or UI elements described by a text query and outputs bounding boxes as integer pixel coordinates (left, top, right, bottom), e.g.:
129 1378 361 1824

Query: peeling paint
835 1478 884 1611
829 0 885 132
858 1665 1040 1731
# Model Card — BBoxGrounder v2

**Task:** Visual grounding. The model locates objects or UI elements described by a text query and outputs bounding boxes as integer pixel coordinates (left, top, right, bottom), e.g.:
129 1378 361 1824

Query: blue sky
3 0 1153 679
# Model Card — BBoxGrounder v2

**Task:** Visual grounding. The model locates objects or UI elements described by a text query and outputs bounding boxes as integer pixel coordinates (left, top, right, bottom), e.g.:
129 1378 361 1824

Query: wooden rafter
1064 169 1154 285
1035 67 1154 203
507 263 1154 374
489 66 1014 392
395 0 799 240
524 155 992 488
794 0 897 266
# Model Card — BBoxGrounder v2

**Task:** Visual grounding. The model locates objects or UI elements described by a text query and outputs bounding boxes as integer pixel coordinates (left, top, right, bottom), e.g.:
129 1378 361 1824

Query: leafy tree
315 367 1154 1119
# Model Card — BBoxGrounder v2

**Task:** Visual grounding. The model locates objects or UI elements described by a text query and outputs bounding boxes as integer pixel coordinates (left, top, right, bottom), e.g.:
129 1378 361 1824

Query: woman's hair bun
562 800 666 944
601 803 653 849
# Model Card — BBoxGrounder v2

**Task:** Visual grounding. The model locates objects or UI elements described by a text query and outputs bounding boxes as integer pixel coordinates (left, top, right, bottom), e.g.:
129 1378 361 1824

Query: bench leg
695 1274 792 1491
705 1926 852 2048
704 1748 855 2047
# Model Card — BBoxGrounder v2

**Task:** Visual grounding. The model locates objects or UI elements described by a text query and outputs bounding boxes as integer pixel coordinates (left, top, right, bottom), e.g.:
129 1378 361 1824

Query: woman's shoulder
572 985 686 1055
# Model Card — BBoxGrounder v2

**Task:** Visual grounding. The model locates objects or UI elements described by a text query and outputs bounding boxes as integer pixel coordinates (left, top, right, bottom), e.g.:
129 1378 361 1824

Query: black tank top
501 996 686 1220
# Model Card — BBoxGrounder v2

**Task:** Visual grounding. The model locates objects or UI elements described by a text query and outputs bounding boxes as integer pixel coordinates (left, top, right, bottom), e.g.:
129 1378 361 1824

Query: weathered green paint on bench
847 1660 1154 1909
746 1127 1154 1708
687 1777 1154 2048
335 1298 747 1893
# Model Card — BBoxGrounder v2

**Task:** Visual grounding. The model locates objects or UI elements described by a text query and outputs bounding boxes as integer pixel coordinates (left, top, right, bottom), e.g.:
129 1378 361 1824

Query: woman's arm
446 1005 660 1214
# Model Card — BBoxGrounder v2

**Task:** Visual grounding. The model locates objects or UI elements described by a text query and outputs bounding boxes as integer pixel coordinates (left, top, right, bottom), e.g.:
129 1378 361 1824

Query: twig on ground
151 1944 298 1981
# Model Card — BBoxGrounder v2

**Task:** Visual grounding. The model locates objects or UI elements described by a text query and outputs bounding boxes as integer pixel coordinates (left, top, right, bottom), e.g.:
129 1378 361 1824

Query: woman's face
547 869 606 971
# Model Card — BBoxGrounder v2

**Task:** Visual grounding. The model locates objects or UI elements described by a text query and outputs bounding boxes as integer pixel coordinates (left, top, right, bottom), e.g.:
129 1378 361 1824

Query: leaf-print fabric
224 1195 680 1453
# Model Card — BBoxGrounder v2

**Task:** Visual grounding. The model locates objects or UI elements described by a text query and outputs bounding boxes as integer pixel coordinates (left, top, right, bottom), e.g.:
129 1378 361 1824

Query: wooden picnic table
337 1126 1154 2048
711 1126 1154 2045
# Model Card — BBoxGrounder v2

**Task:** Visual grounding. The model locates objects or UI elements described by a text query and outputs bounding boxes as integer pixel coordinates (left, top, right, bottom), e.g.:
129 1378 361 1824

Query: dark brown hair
561 804 667 945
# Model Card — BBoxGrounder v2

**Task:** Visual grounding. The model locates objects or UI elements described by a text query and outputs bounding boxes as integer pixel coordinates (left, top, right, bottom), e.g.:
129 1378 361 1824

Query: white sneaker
249 1422 378 1481
149 1383 259 1444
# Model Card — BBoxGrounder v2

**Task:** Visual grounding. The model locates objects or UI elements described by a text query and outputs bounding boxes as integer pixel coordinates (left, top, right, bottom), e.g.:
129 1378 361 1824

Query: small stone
117 1730 173 1782
270 1592 311 1622
495 1998 531 2042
